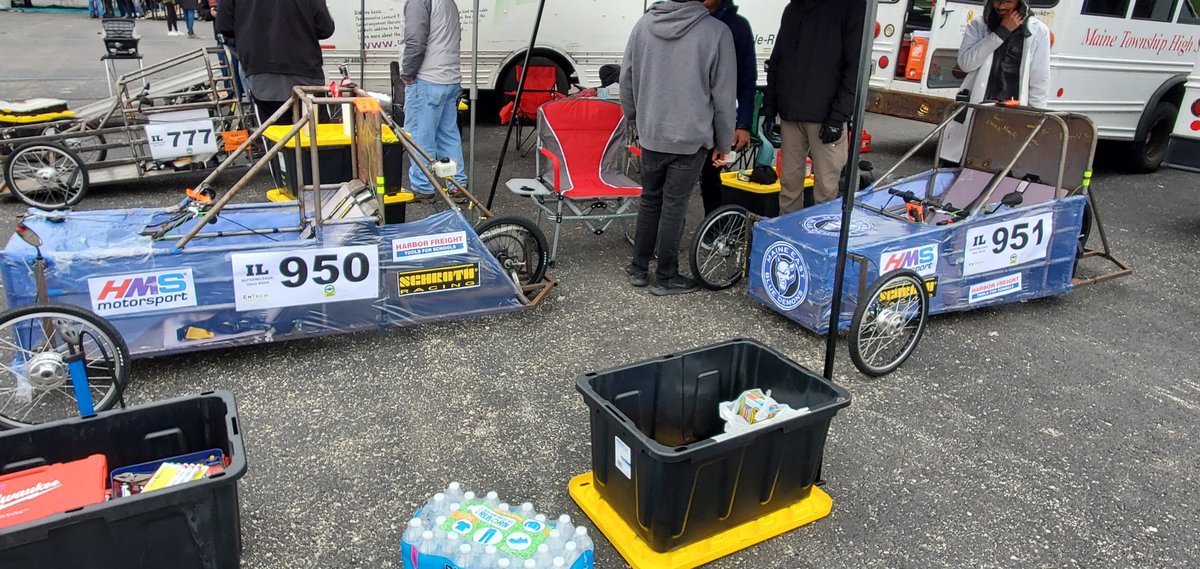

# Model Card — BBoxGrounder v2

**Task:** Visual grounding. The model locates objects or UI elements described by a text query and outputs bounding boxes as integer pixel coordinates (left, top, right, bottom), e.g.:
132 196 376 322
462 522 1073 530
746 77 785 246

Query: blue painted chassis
0 206 528 359
747 170 1087 335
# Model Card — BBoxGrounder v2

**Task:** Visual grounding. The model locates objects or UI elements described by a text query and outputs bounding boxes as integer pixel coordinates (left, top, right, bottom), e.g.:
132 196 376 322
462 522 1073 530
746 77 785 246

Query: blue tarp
1 207 526 358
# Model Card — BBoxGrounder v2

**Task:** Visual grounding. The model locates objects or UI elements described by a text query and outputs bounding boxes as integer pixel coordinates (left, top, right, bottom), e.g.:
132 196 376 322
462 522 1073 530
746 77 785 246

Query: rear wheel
0 303 130 429
849 270 929 377
4 142 90 210
1129 101 1178 173
476 215 549 287
689 205 751 290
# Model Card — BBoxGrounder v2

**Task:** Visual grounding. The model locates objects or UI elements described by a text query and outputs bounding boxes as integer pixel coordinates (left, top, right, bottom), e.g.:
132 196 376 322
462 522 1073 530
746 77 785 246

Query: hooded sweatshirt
620 1 737 155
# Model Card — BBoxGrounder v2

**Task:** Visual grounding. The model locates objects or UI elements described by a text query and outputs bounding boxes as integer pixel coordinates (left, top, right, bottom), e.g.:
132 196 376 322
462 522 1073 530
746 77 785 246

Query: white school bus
868 0 1200 171
1164 49 1200 170
320 0 788 94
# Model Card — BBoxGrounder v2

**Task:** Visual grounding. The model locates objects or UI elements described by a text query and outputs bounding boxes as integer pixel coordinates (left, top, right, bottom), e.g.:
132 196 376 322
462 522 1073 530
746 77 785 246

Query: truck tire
1129 101 1178 173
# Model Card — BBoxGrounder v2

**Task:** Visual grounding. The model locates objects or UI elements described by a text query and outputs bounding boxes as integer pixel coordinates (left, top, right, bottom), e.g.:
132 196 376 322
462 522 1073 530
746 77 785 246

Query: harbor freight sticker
615 436 632 479
880 244 939 276
396 263 479 296
762 241 808 310
968 273 1023 304
391 231 467 262
88 269 197 316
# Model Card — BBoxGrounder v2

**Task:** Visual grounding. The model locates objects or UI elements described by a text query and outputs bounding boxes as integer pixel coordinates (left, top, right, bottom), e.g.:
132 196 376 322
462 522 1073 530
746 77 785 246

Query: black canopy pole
823 0 880 380
485 0 548 210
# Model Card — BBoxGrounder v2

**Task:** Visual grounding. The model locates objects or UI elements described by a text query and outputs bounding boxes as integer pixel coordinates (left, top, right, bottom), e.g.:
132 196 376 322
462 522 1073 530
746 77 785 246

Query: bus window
1179 0 1200 23
1132 0 1177 20
1082 0 1132 16
926 49 967 89
906 0 934 33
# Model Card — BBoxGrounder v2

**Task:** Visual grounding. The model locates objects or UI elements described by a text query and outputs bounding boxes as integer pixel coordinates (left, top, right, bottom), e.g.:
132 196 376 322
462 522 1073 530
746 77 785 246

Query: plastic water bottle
428 493 447 518
417 530 435 555
546 530 564 549
485 491 501 508
463 491 477 504
556 515 574 536
523 560 537 569
402 517 424 544
534 544 552 566
519 502 535 517
497 559 512 569
446 481 464 503
442 532 461 558
573 527 594 552
498 502 511 513
449 502 462 516
563 541 579 566
534 514 548 524
455 543 473 567
552 557 566 568
481 545 499 569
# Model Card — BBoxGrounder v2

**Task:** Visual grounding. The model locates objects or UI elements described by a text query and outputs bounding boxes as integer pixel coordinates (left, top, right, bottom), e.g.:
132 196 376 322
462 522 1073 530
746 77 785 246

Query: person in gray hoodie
621 0 736 296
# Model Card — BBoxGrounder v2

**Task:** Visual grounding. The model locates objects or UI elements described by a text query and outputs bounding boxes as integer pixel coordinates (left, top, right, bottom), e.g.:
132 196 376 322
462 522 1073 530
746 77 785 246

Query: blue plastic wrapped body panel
0 207 525 358
748 170 1086 334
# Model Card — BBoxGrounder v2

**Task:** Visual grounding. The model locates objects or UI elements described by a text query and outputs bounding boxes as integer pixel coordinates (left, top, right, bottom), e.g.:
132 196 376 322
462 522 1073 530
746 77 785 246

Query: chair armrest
539 147 561 193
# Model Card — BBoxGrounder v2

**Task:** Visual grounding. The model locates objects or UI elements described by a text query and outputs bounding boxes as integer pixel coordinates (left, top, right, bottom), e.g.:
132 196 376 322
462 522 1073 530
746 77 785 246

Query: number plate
963 213 1054 276
145 119 219 160
231 246 379 311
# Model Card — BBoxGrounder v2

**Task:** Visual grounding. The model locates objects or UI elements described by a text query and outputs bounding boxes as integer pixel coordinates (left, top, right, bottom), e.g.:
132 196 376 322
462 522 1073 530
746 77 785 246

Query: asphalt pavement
1 10 1198 569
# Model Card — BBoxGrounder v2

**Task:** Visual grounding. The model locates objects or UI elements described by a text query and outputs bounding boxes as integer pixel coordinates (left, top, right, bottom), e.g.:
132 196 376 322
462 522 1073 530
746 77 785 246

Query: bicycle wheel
848 270 929 377
475 215 549 287
42 123 107 164
4 142 90 210
0 303 130 429
689 205 751 290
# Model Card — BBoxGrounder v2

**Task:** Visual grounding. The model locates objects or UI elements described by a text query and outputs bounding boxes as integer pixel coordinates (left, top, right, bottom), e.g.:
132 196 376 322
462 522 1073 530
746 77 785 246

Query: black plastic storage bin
0 391 247 569
577 339 850 552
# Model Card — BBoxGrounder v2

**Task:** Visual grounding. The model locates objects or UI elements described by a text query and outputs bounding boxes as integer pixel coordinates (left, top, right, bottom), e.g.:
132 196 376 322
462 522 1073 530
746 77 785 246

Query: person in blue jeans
178 0 199 37
400 0 467 200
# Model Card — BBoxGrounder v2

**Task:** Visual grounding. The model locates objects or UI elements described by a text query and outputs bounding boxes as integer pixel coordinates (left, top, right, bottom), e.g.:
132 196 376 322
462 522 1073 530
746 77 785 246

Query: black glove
759 109 780 147
819 120 844 145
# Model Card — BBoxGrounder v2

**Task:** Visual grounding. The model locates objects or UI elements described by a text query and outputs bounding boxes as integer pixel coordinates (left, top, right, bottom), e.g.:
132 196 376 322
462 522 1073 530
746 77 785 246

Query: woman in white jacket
940 0 1051 163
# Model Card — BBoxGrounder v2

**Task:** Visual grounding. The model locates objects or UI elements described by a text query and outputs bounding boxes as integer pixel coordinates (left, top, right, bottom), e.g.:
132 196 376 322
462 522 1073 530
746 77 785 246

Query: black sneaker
625 265 649 288
410 191 438 204
650 276 698 296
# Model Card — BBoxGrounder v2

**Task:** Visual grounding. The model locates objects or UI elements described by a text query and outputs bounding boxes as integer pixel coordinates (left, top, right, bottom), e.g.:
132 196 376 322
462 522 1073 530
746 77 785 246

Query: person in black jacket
697 0 755 217
216 0 334 124
761 0 865 213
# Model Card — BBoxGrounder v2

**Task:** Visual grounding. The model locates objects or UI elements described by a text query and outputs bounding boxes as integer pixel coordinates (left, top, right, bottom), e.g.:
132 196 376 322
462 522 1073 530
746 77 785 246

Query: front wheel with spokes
475 215 549 287
4 142 90 210
0 303 130 429
689 204 751 290
848 270 929 377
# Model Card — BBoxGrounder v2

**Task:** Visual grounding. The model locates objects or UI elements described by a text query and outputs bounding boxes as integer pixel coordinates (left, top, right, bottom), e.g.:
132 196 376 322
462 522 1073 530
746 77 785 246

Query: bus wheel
1129 101 1177 173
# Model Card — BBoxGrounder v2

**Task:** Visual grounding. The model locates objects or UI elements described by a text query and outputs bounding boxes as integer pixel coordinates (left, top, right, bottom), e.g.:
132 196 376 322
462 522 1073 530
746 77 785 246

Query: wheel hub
25 351 68 389
36 167 60 183
876 308 907 337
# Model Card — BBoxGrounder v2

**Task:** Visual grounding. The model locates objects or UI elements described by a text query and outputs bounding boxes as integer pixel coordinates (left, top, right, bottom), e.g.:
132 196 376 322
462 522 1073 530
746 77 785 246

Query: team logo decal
762 241 808 311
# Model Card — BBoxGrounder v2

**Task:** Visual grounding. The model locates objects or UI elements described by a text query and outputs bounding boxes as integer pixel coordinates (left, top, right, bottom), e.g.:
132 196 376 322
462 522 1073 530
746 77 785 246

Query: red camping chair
504 99 641 263
500 65 565 156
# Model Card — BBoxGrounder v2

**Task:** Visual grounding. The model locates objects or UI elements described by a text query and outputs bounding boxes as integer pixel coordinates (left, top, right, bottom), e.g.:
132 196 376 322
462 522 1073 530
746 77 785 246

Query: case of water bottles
401 483 595 569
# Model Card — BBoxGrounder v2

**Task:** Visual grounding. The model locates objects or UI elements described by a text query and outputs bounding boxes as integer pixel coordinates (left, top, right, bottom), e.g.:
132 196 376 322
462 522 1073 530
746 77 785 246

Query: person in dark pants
217 0 334 125
621 0 736 296
697 0 755 217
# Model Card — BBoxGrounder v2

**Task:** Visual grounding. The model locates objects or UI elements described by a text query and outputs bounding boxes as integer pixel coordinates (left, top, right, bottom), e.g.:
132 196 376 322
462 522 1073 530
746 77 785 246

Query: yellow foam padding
0 110 76 124
262 123 400 148
568 472 832 569
383 191 414 204
719 170 814 194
